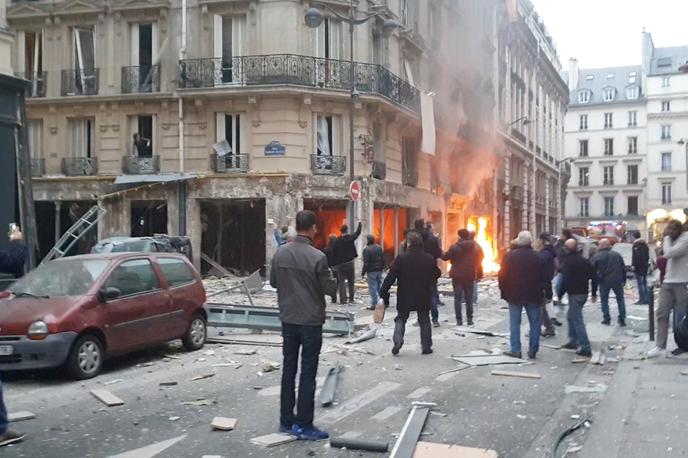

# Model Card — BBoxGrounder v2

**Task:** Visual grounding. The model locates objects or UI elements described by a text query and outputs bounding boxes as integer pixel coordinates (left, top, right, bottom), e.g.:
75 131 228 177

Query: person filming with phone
0 225 28 279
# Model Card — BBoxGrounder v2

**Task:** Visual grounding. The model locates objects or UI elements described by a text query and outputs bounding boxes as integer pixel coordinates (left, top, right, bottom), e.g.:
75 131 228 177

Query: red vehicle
0 253 207 379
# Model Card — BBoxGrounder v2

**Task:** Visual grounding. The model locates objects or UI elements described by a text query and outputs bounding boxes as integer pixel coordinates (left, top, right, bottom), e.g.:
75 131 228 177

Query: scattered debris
572 358 589 364
320 363 342 407
590 349 607 365
182 398 214 406
234 348 258 355
8 411 36 422
542 344 562 350
90 389 125 407
553 416 592 458
191 373 216 381
565 445 584 454
164 354 181 360
104 379 124 386
326 344 375 356
160 381 178 386
211 417 238 431
203 350 216 356
564 384 607 394
250 433 296 447
261 360 281 373
451 354 525 367
437 365 470 377
345 327 378 345
206 337 282 347
390 401 436 458
330 437 389 452
454 328 508 338
491 370 541 379
516 414 527 420
413 441 499 458
168 416 181 421
513 400 526 405
570 414 581 420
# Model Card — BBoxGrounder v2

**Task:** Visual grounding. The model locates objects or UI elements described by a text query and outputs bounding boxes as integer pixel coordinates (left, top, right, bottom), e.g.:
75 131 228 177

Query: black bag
674 316 688 351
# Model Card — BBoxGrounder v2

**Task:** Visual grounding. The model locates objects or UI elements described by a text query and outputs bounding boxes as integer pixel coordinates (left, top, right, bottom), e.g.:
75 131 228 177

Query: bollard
648 285 655 341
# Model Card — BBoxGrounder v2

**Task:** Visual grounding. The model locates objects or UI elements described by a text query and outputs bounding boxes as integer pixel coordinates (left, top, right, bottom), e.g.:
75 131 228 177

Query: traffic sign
349 181 361 201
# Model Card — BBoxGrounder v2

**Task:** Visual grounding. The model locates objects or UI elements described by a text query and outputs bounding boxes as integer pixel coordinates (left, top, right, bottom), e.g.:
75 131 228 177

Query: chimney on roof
568 58 579 91
641 30 654 73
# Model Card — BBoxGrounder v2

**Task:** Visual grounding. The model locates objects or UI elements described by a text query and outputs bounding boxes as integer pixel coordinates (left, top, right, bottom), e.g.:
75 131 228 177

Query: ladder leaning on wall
39 205 107 266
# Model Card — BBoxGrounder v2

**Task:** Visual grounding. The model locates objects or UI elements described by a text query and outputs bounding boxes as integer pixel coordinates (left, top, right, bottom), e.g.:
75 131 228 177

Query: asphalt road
1 282 645 458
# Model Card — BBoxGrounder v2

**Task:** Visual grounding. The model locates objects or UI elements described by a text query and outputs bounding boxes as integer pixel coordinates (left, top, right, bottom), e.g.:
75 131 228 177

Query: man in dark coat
591 238 627 326
553 228 574 305
538 232 559 337
0 228 28 279
362 235 385 310
499 231 549 360
632 238 650 304
413 219 442 326
560 239 595 357
322 235 339 304
442 228 481 326
380 231 440 355
332 221 362 304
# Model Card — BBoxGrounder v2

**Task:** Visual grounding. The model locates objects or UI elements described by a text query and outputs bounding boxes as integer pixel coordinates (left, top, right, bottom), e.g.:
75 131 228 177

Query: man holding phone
0 225 28 279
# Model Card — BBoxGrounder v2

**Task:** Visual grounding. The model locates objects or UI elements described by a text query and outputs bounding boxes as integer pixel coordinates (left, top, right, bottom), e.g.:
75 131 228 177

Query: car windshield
10 259 111 297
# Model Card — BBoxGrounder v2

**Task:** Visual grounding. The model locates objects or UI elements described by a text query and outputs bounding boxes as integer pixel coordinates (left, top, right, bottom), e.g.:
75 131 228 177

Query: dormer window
626 86 639 100
578 90 592 104
603 87 616 102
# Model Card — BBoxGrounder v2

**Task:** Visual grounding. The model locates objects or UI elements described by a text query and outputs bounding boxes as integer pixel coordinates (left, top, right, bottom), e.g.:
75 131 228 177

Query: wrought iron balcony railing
213 153 249 173
123 155 160 175
15 72 47 97
179 55 420 113
535 194 547 205
62 157 98 176
402 168 417 187
122 65 160 94
30 158 45 177
310 154 346 175
61 69 99 96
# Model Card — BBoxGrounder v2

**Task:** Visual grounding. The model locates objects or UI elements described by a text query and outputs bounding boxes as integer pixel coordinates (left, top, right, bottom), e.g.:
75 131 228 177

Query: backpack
674 316 688 351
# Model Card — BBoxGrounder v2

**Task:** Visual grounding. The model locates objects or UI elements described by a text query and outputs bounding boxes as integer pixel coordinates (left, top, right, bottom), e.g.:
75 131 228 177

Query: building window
662 76 671 87
579 114 588 130
27 119 43 159
20 30 44 96
661 101 671 112
604 138 614 155
604 197 615 216
627 165 638 185
627 136 638 154
627 196 638 216
603 166 614 185
580 197 589 217
628 111 637 127
71 27 96 92
579 140 589 157
604 112 613 128
661 125 672 141
662 183 672 205
578 167 589 186
626 86 639 99
214 113 244 166
129 115 154 157
578 90 591 104
400 0 417 29
67 117 95 158
661 152 672 171
603 88 616 102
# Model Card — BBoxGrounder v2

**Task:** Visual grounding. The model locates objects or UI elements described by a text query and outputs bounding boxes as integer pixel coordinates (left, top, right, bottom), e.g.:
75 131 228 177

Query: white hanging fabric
420 93 436 155
317 116 331 156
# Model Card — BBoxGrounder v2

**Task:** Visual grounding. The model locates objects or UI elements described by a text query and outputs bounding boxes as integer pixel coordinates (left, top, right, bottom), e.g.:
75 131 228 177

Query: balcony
402 168 417 187
61 69 99 96
311 154 346 175
62 157 98 176
179 55 420 113
15 72 47 97
122 65 160 94
372 161 386 180
511 185 525 202
510 127 526 144
122 155 160 175
535 194 547 206
212 153 249 173
30 158 45 177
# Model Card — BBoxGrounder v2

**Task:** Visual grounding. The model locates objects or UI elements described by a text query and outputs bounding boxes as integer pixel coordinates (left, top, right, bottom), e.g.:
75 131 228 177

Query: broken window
400 0 416 29
131 200 167 237
315 18 342 86
213 15 246 84
129 23 157 91
402 136 418 187
214 113 243 169
315 114 341 170
68 118 95 158
27 119 43 159
72 27 96 94
129 115 154 157
21 30 43 96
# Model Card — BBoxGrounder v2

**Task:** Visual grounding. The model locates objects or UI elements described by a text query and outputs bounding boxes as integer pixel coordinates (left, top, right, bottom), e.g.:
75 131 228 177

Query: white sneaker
646 346 666 359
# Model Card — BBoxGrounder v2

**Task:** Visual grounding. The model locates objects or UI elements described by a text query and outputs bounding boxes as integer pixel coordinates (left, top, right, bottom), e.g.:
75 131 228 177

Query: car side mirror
99 287 121 302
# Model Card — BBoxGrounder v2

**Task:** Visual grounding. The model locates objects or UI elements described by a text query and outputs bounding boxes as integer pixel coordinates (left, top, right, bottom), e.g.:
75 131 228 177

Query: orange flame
467 217 500 274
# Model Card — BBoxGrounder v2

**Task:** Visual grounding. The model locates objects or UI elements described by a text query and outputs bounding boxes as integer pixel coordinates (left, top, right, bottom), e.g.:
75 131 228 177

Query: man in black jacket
414 219 442 326
380 231 441 355
333 221 362 304
632 238 650 305
442 228 481 326
270 211 337 441
591 238 627 326
498 231 549 359
0 228 28 279
560 239 594 357
362 235 384 310
322 235 339 303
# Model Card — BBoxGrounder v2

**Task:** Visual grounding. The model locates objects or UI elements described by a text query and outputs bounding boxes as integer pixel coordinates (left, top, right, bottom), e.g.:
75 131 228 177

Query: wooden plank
490 370 541 379
201 253 234 278
413 441 499 458
8 411 36 422
211 417 238 431
90 388 125 407
250 433 296 447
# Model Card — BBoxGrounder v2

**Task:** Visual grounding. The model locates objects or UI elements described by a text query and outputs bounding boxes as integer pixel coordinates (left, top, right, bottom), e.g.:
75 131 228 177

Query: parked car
0 252 207 379
92 235 193 260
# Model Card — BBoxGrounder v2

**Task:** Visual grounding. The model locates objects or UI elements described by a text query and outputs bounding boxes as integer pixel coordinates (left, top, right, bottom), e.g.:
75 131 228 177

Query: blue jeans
473 281 478 304
635 274 649 304
567 294 591 352
508 303 541 354
367 272 383 307
430 281 439 322
554 274 565 301
280 323 322 428
0 376 6 434
599 282 626 322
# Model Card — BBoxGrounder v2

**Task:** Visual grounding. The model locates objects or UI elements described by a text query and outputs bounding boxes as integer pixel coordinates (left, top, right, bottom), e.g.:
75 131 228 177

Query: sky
529 0 688 70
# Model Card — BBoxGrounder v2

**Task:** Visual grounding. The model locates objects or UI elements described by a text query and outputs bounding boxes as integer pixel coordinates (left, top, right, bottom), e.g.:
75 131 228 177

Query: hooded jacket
442 239 481 281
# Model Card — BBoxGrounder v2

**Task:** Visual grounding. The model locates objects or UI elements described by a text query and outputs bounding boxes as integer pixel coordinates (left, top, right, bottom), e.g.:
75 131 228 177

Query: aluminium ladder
39 205 107 266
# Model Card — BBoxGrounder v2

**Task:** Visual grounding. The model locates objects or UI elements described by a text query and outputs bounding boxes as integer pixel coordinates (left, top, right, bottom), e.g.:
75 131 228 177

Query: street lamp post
305 2 398 226
679 138 688 192
556 157 575 230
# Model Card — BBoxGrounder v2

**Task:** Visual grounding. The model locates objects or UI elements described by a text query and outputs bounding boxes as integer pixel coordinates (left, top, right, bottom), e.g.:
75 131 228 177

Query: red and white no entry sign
349 181 361 201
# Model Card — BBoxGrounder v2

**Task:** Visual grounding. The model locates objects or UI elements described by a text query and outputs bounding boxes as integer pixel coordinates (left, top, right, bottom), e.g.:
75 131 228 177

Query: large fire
467 217 500 274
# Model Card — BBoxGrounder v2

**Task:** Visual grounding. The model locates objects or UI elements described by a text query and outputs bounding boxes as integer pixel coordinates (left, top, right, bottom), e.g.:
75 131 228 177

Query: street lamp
556 157 575 230
508 116 531 127
679 138 688 191
305 2 399 226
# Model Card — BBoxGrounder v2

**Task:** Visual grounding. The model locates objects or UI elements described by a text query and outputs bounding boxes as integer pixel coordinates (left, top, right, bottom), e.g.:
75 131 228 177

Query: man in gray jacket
270 210 337 440
648 220 688 358
591 239 627 326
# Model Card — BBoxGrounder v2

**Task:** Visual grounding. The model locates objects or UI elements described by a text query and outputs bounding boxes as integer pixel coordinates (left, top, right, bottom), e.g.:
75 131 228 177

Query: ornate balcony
122 65 160 93
179 54 420 113
310 154 346 175
30 158 45 177
212 153 249 173
62 157 98 176
510 185 525 202
15 72 47 97
61 69 99 96
122 155 160 175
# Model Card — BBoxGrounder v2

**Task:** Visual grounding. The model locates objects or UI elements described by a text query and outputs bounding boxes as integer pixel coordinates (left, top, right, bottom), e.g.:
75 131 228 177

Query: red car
0 252 207 379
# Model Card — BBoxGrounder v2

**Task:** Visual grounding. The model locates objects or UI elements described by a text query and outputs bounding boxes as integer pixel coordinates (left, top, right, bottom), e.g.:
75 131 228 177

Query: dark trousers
337 261 356 303
541 304 554 331
430 281 439 321
567 294 591 352
330 268 338 302
280 323 323 428
0 376 6 434
452 277 474 323
395 309 432 351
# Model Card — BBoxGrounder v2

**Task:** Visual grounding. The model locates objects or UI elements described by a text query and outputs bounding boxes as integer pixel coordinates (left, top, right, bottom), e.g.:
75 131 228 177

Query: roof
58 252 187 261
568 65 643 107
649 46 688 75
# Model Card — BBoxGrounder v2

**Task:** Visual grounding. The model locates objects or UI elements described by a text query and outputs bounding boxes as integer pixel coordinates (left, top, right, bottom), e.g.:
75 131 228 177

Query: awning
114 172 199 185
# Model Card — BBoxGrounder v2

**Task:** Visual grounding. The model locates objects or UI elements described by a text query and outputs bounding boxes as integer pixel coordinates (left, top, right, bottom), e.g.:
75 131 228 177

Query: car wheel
182 313 206 351
67 334 104 380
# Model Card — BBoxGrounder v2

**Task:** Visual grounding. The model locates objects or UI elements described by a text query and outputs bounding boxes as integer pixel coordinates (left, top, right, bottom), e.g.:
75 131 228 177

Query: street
2 278 681 458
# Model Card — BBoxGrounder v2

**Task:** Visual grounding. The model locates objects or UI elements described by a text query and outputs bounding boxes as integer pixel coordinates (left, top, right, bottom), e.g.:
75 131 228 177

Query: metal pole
348 0 355 227
648 285 655 341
